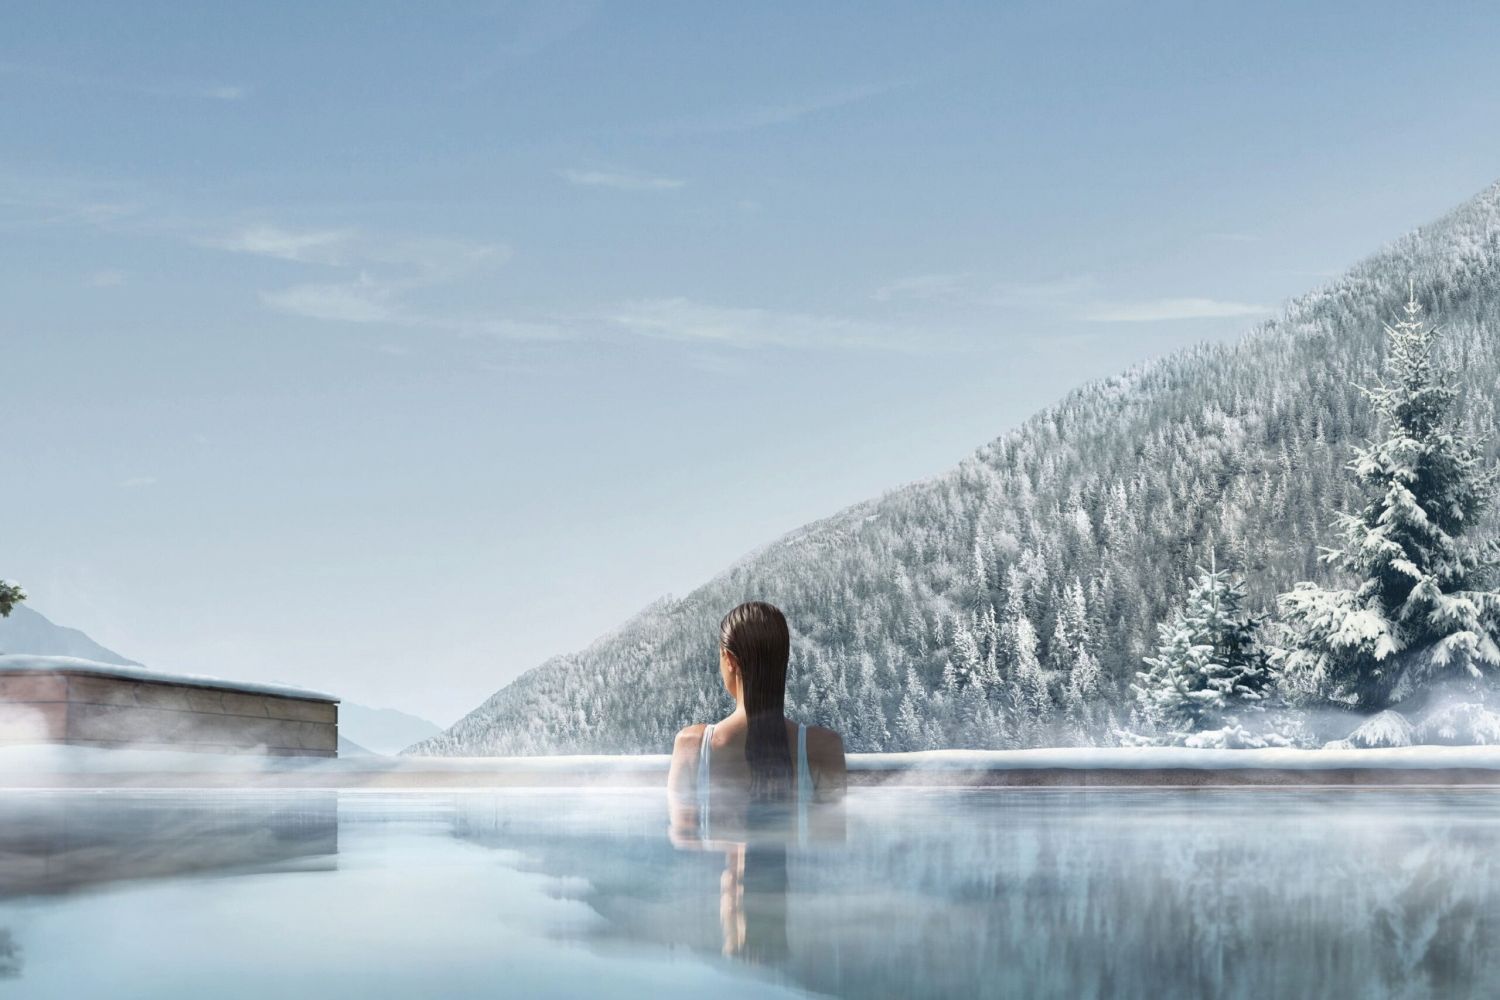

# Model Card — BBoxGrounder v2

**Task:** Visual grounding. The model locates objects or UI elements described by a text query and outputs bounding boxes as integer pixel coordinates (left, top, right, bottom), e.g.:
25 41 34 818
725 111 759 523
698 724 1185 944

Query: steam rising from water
3 788 1500 998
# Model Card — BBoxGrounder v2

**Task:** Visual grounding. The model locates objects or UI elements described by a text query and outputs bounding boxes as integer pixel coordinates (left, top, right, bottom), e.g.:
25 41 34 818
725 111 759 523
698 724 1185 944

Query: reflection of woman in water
666 601 847 964
719 841 789 963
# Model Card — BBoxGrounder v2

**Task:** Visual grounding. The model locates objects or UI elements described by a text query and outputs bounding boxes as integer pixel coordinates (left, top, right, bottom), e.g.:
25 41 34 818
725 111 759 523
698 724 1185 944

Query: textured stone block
266 698 337 724
66 675 140 707
218 692 273 718
130 683 194 711
0 674 67 702
185 688 228 714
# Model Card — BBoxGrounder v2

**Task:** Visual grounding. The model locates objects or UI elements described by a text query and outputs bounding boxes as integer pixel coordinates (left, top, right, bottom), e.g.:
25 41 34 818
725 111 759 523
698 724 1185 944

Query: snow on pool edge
7 743 1500 777
849 746 1500 771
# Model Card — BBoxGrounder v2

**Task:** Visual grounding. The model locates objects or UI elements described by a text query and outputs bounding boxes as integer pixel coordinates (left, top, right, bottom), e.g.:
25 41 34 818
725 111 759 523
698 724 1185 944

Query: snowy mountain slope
338 735 377 756
0 605 140 665
413 182 1500 756
339 704 442 755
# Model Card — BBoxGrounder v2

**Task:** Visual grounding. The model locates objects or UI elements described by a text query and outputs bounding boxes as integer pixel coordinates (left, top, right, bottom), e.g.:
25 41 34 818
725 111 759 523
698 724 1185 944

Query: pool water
0 787 1497 999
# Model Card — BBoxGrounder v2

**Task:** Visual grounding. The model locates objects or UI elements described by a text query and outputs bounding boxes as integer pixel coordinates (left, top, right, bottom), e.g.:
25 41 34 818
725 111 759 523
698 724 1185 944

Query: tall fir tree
1063 647 1103 742
1278 288 1500 709
1007 613 1050 743
895 666 929 750
849 653 890 751
1133 559 1273 744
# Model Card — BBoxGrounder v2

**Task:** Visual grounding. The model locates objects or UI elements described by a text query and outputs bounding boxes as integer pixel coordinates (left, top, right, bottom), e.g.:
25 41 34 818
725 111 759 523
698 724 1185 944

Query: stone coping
6 744 1500 788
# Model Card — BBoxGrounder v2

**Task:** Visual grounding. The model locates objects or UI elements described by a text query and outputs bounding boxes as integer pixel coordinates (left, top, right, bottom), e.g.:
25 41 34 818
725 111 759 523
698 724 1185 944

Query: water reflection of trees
0 792 339 899
0 792 339 989
0 928 19 979
452 788 1500 1000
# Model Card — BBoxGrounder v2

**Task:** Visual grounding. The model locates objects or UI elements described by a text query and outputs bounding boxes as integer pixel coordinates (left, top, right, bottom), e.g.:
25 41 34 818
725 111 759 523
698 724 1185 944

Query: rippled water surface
0 787 1497 999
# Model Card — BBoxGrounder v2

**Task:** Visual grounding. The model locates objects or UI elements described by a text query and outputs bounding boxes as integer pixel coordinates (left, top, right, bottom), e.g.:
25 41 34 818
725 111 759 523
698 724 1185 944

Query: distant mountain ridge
0 605 438 753
0 605 140 665
422 185 1496 754
339 704 442 755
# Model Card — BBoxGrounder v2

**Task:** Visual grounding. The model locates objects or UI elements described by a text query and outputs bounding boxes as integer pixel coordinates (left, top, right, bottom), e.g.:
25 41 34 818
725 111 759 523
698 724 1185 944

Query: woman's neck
726 701 789 723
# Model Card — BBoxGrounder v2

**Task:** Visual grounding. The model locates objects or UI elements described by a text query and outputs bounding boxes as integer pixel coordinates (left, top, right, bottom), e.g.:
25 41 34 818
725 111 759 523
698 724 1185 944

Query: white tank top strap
796 722 811 845
697 723 715 840
697 724 715 803
797 722 813 803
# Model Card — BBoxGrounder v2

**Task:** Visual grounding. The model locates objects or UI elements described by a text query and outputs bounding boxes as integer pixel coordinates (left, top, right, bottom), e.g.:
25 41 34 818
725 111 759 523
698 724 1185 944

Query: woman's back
665 602 847 836
670 716 846 805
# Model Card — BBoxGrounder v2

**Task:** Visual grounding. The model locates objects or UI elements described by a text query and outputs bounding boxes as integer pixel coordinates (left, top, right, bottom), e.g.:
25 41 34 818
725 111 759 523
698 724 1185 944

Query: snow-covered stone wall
0 656 338 757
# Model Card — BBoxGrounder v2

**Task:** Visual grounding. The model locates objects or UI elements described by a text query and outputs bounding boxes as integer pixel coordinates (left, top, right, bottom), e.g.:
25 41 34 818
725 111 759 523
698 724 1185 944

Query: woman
667 601 845 966
667 601 846 819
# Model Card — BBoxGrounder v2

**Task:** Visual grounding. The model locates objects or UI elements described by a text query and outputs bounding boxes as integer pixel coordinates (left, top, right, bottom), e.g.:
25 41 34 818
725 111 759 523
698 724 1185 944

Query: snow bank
1324 710 1415 749
0 743 671 776
7 743 1500 786
847 745 1500 771
1417 702 1500 744
0 654 336 702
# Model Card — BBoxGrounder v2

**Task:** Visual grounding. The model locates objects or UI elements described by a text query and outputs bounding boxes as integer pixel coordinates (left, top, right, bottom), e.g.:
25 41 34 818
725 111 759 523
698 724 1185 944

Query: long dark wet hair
720 601 792 801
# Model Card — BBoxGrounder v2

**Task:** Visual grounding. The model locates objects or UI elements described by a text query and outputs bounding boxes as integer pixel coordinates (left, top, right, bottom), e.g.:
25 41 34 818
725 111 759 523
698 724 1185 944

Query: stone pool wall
0 669 337 757
6 743 1500 788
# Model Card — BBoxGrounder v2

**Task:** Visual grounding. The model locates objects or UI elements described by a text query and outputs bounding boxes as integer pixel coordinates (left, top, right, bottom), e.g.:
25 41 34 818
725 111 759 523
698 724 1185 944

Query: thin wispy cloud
0 172 144 232
120 476 158 489
208 225 352 264
262 276 394 324
208 224 509 275
19 191 546 344
0 61 248 102
195 84 250 102
1082 297 1272 322
5 165 570 357
1206 232 1260 243
606 297 928 352
255 255 567 342
212 222 531 336
213 223 510 281
559 168 685 191
991 275 1101 308
654 82 898 135
872 271 1273 327
261 280 569 341
873 272 1099 311
455 1 595 90
86 269 127 288
873 272 972 303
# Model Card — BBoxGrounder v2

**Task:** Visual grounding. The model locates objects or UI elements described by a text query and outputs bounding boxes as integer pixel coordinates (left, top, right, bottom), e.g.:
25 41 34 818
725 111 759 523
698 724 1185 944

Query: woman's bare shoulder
672 722 709 748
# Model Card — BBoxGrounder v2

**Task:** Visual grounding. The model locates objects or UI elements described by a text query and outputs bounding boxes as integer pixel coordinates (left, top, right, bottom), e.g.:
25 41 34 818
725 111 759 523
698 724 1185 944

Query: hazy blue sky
7 1 1500 723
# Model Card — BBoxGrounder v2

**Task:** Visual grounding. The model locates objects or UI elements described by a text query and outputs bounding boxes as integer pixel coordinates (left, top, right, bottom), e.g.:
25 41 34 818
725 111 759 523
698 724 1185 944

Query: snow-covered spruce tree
1006 612 1050 745
1277 288 1500 710
895 666 928 750
1131 561 1273 745
0 580 23 618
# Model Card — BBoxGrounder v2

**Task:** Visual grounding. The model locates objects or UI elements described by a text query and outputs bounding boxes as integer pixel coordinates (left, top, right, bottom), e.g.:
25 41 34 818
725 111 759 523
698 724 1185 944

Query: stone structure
0 655 338 756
